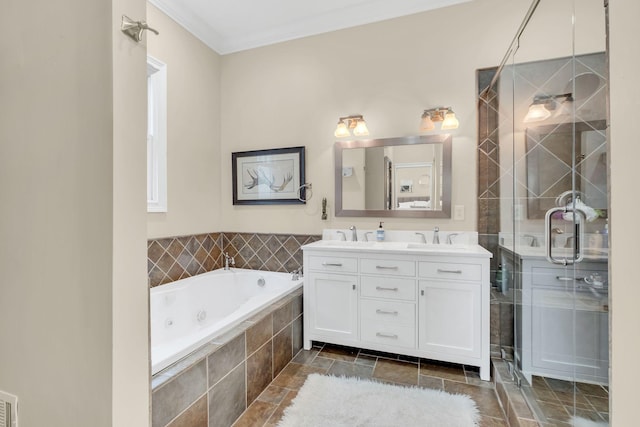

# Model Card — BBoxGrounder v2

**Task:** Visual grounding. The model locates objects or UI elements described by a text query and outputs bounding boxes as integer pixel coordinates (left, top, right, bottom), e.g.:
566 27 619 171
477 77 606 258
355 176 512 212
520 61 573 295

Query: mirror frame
335 135 452 218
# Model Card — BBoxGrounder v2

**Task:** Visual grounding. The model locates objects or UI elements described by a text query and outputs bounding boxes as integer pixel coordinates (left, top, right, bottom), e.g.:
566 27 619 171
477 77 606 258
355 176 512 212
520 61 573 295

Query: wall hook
121 15 159 42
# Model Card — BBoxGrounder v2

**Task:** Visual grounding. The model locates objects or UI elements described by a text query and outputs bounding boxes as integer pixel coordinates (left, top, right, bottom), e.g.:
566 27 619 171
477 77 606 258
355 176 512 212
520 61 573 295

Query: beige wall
146 3 222 239
608 1 640 425
219 0 531 234
0 0 149 425
112 0 151 425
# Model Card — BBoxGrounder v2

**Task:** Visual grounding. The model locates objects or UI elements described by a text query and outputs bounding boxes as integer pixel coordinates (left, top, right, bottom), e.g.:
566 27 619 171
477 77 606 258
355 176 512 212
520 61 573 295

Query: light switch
454 205 465 221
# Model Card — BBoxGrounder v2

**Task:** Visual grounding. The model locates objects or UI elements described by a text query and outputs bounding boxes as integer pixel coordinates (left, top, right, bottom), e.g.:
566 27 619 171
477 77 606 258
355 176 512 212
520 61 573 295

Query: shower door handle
545 207 585 265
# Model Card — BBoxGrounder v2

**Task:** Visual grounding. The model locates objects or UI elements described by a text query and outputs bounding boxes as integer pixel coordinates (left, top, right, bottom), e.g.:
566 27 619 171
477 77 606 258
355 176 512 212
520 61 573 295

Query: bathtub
151 268 302 375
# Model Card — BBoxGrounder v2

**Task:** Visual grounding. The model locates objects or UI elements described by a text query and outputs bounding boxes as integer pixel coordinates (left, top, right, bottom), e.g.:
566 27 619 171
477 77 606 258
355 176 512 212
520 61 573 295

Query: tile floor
232 343 508 426
522 376 609 426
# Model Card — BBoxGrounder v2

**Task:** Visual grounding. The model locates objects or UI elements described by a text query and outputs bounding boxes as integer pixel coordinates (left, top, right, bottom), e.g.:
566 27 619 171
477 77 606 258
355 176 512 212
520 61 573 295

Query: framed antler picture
232 146 306 205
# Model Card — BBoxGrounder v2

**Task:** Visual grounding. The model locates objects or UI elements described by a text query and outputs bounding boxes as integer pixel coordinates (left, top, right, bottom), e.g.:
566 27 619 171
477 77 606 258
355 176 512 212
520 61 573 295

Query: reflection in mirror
525 120 607 219
335 135 451 218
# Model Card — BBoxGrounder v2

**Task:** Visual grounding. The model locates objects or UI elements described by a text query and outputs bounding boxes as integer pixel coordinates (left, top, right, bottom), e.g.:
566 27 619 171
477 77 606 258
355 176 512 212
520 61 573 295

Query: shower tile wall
147 232 321 287
477 67 514 357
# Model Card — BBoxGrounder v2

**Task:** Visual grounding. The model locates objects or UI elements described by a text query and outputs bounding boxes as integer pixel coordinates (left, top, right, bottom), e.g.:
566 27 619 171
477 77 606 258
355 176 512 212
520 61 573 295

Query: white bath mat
277 374 480 427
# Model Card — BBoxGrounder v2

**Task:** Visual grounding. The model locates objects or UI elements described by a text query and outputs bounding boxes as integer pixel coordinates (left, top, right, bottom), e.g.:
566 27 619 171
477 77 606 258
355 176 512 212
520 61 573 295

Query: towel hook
121 15 159 42
298 183 313 203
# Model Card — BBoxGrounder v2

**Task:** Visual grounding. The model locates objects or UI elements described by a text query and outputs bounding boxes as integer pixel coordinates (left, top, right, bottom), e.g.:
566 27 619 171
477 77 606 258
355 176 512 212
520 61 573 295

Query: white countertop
500 245 608 262
302 240 493 258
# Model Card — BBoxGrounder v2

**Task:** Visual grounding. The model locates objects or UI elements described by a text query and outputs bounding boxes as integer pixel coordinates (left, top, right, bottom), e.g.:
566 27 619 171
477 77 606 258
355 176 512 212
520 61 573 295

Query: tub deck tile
208 333 246 387
209 362 246 427
152 359 207 427
246 315 273 355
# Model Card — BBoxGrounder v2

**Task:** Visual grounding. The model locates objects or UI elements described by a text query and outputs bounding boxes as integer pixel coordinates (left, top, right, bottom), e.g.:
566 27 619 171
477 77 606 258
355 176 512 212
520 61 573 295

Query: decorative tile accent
148 232 321 287
148 233 223 287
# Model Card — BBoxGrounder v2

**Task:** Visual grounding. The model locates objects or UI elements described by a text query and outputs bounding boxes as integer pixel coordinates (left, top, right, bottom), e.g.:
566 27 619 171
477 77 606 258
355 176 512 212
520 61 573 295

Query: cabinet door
531 288 609 383
418 280 481 358
307 273 358 342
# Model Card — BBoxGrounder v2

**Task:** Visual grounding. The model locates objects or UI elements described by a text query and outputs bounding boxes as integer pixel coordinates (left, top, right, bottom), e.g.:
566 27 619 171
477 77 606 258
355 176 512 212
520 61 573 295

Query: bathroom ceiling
148 0 472 54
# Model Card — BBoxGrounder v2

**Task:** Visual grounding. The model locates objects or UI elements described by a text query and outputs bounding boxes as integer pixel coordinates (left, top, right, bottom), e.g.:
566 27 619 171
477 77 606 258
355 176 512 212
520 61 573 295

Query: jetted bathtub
151 268 302 374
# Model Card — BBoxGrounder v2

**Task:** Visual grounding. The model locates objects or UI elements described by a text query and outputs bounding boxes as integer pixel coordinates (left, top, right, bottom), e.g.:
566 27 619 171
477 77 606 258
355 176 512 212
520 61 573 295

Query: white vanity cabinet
418 260 483 360
359 257 417 350
304 254 359 345
502 248 609 385
303 243 492 380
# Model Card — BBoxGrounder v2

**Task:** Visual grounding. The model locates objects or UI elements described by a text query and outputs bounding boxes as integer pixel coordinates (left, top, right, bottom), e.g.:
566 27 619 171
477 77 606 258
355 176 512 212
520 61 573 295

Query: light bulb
353 119 369 136
524 103 551 123
441 111 459 130
334 121 350 138
420 114 435 131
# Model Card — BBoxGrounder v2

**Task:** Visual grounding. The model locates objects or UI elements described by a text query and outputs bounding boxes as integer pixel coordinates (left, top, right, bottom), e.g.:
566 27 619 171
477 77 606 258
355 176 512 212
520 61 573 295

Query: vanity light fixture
523 93 573 123
420 107 459 132
334 115 369 138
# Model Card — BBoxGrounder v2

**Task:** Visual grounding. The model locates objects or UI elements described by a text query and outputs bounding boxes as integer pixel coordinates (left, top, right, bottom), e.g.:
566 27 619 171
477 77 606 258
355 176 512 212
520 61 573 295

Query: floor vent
0 391 18 427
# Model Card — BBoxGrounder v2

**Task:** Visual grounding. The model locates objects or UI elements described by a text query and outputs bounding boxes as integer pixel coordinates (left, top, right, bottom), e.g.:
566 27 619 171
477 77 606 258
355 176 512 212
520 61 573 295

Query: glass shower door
495 0 609 424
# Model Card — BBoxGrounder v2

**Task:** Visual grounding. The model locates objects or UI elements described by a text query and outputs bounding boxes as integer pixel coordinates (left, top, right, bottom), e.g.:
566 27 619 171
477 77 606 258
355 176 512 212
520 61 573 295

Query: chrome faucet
223 252 235 270
433 226 440 244
415 232 427 243
447 233 459 245
349 225 357 241
523 234 539 247
551 227 564 247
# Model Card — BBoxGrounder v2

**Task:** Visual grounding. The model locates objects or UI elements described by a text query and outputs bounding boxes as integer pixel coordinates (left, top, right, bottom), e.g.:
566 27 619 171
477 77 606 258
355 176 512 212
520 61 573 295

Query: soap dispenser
376 222 385 241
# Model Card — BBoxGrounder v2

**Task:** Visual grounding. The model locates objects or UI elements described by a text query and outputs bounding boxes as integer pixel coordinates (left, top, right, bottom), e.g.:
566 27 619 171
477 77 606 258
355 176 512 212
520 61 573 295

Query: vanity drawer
361 322 416 349
361 299 416 325
308 255 358 273
360 276 416 301
531 266 608 288
361 258 416 277
419 261 482 282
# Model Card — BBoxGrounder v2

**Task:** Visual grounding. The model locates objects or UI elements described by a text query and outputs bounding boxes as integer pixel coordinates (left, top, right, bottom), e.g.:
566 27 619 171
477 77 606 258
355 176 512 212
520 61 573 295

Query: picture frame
232 146 306 205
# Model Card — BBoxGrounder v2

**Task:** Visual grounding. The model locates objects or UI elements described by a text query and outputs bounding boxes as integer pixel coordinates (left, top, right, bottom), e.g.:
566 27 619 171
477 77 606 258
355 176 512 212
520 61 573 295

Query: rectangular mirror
335 135 452 218
525 120 607 219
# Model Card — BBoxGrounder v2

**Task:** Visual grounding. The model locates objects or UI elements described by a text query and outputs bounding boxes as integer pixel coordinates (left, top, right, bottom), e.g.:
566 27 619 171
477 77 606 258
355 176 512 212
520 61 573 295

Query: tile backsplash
147 232 321 287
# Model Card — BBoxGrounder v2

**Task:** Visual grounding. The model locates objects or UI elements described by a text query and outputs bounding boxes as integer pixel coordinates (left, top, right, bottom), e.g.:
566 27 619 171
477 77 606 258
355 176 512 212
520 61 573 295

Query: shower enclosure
479 0 609 424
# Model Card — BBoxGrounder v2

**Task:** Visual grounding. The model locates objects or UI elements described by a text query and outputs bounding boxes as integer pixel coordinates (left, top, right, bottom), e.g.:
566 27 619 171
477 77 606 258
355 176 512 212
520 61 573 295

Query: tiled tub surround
148 232 321 287
151 288 303 427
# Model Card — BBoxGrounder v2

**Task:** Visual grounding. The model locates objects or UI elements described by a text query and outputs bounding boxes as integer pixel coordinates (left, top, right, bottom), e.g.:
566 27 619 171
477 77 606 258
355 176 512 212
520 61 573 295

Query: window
147 56 167 212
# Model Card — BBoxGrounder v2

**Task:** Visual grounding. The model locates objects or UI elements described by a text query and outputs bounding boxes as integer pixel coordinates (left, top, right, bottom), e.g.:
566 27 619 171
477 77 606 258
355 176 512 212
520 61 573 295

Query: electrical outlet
454 205 465 221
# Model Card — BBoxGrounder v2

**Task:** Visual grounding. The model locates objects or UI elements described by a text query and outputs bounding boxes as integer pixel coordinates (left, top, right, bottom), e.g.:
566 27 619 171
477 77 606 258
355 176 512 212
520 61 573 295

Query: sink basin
313 241 407 250
405 243 474 252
